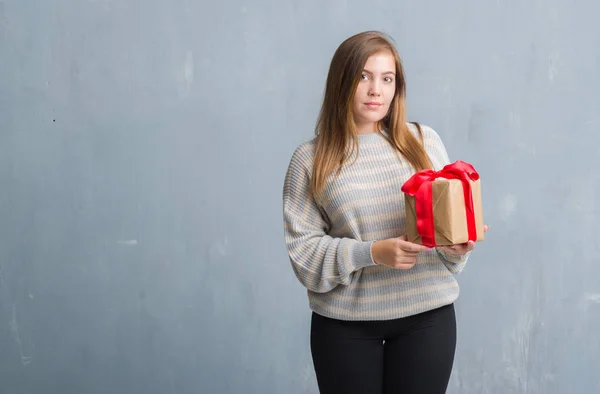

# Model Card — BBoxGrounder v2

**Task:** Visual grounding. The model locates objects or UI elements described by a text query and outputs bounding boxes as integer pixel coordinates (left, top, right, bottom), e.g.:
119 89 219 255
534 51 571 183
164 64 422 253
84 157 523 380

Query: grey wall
1 0 599 393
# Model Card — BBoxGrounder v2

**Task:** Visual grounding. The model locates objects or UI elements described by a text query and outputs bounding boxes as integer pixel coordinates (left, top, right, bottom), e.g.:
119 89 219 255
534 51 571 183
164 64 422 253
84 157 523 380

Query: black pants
310 303 456 394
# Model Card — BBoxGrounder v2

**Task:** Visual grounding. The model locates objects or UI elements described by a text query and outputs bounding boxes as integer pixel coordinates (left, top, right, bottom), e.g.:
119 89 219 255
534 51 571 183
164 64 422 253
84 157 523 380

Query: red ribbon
401 160 479 247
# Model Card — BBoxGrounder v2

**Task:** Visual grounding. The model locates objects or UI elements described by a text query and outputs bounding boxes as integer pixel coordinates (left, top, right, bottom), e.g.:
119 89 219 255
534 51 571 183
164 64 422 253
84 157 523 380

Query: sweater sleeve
422 125 472 274
436 248 471 274
282 147 377 293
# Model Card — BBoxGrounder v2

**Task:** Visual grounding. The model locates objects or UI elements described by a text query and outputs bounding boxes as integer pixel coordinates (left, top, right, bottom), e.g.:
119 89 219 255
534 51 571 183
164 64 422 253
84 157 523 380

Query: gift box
401 160 485 247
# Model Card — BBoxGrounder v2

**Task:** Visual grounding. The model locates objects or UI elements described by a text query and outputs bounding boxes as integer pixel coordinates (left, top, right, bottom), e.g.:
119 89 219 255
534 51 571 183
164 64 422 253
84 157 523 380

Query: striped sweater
282 123 470 321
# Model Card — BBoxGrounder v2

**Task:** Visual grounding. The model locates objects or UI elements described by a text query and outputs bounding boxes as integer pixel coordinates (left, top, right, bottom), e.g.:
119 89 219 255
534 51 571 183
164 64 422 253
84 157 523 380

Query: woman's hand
372 235 432 270
437 224 490 255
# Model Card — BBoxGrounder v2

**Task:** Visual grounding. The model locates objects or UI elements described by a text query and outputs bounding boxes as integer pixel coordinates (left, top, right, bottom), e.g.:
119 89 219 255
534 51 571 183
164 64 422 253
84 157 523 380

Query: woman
282 31 487 393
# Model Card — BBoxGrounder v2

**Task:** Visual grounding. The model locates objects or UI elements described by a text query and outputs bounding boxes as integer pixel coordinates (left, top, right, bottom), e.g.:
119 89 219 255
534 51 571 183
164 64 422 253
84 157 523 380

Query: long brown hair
311 31 433 197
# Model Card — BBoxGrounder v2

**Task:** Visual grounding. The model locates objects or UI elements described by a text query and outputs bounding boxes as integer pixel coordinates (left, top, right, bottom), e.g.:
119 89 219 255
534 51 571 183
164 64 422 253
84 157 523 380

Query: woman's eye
384 77 393 83
361 74 368 80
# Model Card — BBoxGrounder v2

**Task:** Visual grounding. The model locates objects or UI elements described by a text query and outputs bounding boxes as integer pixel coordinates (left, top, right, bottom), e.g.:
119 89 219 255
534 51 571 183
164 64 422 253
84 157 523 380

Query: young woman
282 31 487 393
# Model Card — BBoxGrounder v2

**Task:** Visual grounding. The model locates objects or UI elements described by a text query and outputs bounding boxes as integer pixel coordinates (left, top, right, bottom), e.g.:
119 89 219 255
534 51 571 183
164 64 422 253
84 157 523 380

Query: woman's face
352 51 397 134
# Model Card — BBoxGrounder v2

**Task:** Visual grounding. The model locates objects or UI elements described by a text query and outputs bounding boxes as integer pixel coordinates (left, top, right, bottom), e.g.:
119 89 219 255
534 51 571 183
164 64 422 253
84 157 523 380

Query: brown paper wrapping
405 178 485 246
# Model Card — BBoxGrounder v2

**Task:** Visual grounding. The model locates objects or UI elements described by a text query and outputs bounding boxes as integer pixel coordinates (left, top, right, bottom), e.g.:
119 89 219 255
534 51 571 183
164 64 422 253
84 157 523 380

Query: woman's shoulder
407 122 446 147
287 136 317 172
406 122 451 167
406 121 441 139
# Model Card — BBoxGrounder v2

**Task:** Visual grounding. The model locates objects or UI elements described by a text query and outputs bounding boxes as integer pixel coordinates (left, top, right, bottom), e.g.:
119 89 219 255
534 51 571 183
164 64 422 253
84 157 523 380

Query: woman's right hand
371 235 432 270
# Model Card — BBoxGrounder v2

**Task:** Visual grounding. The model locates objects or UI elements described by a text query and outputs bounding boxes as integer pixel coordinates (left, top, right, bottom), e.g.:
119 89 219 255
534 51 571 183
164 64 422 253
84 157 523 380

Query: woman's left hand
438 225 489 255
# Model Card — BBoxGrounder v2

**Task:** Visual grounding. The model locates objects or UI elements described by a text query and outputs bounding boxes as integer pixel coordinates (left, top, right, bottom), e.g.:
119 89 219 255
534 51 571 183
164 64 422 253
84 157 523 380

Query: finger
399 241 432 253
443 247 464 255
483 224 490 232
394 262 416 270
400 257 419 264
443 245 461 253
400 249 420 256
452 241 475 254
441 242 472 254
396 256 417 265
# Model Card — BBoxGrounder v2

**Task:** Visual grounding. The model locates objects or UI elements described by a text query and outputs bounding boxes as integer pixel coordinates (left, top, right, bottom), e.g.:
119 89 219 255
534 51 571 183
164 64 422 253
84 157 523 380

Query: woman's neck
356 122 379 135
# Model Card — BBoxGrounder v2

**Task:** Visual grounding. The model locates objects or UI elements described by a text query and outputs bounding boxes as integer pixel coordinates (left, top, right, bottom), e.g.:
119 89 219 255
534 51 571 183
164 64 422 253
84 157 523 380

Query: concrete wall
1 0 599 393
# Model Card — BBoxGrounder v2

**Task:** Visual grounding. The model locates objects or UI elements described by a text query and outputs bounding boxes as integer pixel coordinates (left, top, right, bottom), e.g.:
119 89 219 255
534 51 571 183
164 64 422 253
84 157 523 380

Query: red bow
401 160 479 247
